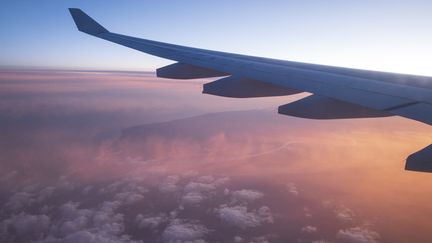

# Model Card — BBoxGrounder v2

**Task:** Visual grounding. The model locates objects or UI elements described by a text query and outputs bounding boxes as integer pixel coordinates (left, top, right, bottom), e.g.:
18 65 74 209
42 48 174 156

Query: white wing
69 8 432 172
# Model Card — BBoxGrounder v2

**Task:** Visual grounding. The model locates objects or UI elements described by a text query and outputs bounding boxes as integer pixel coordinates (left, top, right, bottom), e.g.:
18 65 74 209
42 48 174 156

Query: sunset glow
1 70 431 242
1 1 432 242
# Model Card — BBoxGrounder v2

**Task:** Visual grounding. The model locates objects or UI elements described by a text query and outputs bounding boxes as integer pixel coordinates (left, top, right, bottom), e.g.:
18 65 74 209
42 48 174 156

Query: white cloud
216 205 260 228
125 156 147 164
92 201 124 235
303 207 312 218
182 192 207 205
0 173 282 242
257 206 273 224
184 182 215 193
98 180 126 195
114 192 144 205
59 202 91 221
37 186 55 202
135 213 168 229
59 230 141 243
335 206 355 223
179 175 230 206
336 227 380 243
97 177 149 197
250 236 271 243
161 219 209 243
215 205 273 229
5 192 33 211
57 202 92 236
0 213 50 241
234 236 244 242
159 175 181 193
81 186 94 195
286 182 298 196
51 200 129 242
195 175 215 183
1 170 17 182
62 230 119 243
224 188 230 195
212 177 230 186
302 225 318 233
231 189 264 203
122 180 148 194
321 201 356 223
57 175 76 191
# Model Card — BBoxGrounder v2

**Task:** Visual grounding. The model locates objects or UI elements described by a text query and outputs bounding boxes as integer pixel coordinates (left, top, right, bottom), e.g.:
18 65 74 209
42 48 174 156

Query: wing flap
156 63 228 79
203 76 301 98
406 145 432 172
278 95 391 119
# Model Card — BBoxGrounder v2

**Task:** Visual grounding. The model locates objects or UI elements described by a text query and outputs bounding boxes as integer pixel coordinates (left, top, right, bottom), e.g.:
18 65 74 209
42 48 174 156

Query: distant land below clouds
0 69 431 243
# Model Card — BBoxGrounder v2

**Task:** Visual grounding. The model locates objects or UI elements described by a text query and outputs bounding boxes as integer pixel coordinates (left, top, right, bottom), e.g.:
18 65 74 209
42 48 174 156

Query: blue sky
1 0 432 75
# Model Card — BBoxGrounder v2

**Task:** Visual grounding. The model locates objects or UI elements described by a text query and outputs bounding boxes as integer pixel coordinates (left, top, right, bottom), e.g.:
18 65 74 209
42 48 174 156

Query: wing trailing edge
157 63 228 79
203 76 301 98
278 95 392 119
388 102 432 125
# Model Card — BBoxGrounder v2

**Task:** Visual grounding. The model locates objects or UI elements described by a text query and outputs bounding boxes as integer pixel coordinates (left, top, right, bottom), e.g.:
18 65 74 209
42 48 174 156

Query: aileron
389 102 432 125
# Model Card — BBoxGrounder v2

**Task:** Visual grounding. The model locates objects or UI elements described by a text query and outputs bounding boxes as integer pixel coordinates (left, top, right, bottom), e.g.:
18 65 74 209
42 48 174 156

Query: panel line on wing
383 101 420 111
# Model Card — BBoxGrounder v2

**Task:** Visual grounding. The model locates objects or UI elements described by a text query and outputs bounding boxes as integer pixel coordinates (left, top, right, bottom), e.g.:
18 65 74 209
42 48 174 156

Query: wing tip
69 8 109 36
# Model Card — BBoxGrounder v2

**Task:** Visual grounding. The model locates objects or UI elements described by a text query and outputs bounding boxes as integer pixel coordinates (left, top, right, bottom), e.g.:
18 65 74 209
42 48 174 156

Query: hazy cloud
336 227 380 243
5 192 33 211
135 213 168 229
216 205 261 228
181 192 207 205
302 225 318 233
234 236 244 242
215 205 273 229
335 206 356 223
184 182 216 194
257 206 274 224
159 175 181 193
231 189 264 203
249 235 271 243
161 219 209 243
286 182 298 196
303 207 313 218
0 213 50 241
114 192 145 205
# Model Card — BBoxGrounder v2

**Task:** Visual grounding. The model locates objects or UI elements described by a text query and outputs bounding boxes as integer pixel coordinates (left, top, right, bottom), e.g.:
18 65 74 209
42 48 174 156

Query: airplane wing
69 8 431 172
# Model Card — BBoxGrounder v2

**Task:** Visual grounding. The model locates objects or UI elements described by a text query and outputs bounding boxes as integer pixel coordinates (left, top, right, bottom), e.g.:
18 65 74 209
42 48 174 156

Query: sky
2 0 432 75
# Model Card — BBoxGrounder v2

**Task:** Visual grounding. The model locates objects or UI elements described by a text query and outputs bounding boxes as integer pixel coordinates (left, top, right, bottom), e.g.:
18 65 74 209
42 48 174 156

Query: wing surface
69 8 432 172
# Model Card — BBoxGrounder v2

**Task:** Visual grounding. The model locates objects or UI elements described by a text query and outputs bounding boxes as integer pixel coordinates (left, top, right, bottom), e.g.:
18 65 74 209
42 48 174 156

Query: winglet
69 8 108 36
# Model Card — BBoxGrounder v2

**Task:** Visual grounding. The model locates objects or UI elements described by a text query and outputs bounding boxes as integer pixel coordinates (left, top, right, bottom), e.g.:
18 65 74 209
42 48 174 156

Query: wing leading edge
69 8 432 172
